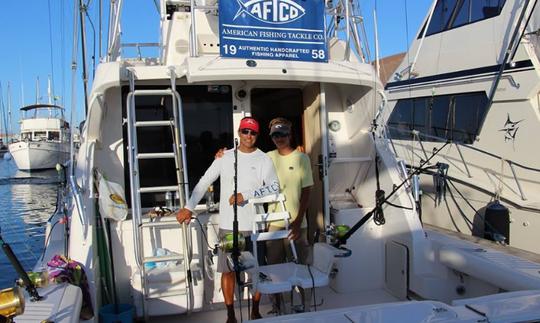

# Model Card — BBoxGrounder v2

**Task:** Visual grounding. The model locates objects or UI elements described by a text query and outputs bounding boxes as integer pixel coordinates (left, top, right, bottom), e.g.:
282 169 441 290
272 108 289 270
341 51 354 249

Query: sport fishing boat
5 0 540 322
8 104 70 170
384 0 540 254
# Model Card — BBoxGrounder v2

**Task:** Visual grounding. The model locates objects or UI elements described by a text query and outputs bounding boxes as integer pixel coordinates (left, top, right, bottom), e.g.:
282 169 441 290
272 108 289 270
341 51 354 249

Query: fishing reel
325 223 350 245
16 271 48 289
0 286 24 322
216 233 246 253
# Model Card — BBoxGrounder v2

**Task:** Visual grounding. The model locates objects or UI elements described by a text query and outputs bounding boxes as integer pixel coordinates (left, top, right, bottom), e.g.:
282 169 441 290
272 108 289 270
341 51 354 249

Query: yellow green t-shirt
267 149 314 228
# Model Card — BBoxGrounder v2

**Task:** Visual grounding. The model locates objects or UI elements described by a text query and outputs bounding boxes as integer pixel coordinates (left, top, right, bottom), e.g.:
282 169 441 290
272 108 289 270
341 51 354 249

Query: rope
496 158 505 201
446 178 505 241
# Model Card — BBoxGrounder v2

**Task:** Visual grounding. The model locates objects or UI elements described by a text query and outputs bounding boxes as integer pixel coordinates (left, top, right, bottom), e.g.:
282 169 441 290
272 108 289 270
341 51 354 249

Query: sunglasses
271 132 288 139
240 129 258 136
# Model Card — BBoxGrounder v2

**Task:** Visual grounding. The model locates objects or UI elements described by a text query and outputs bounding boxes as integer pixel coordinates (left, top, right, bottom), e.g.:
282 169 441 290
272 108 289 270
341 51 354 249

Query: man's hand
176 208 193 224
229 193 245 205
288 219 302 241
214 147 227 159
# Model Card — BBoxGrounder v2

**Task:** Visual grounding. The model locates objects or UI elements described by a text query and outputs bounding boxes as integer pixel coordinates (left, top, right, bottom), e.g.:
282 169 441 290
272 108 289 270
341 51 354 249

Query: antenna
35 77 41 105
373 8 380 79
48 76 52 105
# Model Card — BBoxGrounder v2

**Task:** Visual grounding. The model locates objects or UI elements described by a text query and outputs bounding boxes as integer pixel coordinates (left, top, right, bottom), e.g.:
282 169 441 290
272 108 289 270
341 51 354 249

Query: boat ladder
125 68 192 318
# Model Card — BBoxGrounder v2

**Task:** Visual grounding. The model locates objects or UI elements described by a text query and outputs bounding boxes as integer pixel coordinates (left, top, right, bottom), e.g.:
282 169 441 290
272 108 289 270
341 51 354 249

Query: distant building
373 52 406 86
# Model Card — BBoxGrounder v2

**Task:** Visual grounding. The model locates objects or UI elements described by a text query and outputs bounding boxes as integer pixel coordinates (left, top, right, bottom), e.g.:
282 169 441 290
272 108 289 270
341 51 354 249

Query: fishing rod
0 230 42 301
334 141 450 247
232 138 244 320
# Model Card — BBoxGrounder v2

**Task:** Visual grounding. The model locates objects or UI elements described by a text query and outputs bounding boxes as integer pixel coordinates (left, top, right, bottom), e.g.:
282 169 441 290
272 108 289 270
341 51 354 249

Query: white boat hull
8 141 69 170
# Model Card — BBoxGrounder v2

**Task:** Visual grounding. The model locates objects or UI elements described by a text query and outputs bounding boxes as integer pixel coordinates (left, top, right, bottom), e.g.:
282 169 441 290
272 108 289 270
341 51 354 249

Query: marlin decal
233 0 306 24
499 113 523 142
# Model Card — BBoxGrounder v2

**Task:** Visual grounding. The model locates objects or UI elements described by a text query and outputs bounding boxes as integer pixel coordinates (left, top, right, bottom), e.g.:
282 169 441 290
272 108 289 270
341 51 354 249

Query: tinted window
429 96 451 138
451 93 488 143
422 0 506 37
388 99 414 139
471 0 504 22
426 0 459 35
452 0 470 28
413 98 428 134
388 92 488 144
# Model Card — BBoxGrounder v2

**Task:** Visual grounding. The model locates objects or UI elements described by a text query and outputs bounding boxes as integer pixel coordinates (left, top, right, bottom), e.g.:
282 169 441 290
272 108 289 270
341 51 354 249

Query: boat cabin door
250 85 326 242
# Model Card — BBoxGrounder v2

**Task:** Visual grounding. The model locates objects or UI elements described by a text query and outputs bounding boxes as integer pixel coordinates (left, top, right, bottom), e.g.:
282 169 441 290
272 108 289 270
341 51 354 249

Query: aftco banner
219 0 327 62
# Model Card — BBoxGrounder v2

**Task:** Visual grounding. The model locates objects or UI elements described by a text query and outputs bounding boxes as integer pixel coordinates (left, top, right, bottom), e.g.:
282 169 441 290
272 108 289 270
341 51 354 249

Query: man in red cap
177 116 279 322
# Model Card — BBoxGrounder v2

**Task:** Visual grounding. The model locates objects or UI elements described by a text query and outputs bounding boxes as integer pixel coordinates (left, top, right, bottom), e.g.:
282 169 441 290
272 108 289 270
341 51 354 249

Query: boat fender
483 201 510 244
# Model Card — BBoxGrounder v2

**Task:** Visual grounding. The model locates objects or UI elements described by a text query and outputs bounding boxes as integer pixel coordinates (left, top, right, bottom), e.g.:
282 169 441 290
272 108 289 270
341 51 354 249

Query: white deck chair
248 194 345 300
249 193 297 295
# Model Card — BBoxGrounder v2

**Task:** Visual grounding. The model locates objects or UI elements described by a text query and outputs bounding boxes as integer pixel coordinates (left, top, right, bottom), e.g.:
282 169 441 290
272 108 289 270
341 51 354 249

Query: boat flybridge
9 0 540 322
384 0 540 254
8 104 70 170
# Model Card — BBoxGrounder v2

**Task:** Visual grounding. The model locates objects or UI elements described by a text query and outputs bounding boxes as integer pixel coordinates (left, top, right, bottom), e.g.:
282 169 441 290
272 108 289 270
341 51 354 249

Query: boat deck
157 287 399 322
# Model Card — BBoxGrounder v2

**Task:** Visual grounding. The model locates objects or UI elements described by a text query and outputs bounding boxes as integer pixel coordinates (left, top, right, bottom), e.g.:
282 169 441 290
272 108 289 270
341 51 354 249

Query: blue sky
0 0 431 133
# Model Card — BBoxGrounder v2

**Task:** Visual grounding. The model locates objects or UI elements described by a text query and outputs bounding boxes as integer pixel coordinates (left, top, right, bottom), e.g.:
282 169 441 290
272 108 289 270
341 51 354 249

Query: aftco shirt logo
234 0 306 24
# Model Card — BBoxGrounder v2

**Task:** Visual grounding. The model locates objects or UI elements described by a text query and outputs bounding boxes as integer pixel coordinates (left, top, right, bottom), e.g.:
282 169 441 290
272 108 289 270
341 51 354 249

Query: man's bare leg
222 272 237 323
251 291 262 319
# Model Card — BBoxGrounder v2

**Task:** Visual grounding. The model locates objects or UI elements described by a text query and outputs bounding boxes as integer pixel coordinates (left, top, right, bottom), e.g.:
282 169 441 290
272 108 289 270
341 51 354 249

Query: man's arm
289 153 315 240
177 158 222 223
289 186 312 240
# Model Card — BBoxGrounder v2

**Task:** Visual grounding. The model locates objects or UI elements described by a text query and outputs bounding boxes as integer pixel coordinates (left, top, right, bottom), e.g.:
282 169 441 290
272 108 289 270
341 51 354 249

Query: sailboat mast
7 82 12 141
48 77 53 118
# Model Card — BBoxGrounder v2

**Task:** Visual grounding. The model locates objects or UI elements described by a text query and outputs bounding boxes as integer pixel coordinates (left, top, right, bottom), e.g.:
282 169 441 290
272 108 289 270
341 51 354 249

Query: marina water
0 157 60 289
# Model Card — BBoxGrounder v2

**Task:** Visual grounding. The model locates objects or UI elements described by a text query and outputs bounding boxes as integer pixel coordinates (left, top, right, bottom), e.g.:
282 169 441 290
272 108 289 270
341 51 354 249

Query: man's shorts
216 229 266 273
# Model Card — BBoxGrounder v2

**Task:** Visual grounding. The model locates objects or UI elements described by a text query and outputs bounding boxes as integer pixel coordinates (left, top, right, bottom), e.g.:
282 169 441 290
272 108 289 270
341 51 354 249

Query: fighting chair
248 194 344 313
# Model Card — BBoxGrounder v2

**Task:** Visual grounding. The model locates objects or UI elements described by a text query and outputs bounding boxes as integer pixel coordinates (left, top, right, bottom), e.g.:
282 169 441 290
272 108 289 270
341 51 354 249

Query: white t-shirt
185 148 279 231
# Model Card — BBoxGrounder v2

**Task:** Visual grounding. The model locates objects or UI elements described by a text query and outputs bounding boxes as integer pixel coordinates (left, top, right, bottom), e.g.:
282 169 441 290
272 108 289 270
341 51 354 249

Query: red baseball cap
239 117 259 133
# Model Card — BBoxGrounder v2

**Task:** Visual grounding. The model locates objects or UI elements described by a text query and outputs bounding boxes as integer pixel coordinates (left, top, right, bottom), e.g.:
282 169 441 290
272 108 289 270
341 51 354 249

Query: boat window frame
48 131 61 142
387 91 489 144
418 0 507 38
33 131 47 141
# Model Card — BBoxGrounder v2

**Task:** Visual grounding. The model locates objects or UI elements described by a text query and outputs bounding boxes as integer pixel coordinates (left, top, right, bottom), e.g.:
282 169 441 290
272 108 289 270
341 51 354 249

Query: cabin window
430 96 451 138
452 0 471 28
422 0 506 37
21 132 32 140
48 131 60 141
33 131 47 140
122 85 233 208
387 91 488 144
471 0 506 22
451 92 488 143
387 99 414 140
426 0 457 35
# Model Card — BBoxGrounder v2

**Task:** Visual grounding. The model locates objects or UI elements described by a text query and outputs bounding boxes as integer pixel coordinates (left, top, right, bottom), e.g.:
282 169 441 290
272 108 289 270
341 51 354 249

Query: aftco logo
234 0 306 24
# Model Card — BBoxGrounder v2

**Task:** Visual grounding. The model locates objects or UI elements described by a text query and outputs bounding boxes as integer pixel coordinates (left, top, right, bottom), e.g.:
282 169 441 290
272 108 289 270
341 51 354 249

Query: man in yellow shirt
266 117 314 313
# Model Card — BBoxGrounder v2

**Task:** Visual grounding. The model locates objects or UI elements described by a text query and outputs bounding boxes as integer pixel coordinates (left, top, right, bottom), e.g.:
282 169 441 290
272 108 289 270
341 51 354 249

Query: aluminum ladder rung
140 221 180 228
137 152 175 159
132 89 175 96
139 186 179 193
143 254 184 263
146 289 188 299
135 120 173 127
